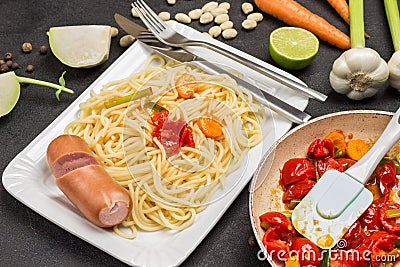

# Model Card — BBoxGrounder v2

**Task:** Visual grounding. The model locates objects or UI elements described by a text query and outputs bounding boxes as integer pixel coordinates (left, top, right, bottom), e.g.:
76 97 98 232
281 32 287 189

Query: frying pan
249 110 400 267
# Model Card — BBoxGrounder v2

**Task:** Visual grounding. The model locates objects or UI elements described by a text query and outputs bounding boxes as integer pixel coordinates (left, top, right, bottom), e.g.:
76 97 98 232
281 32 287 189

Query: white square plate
2 22 309 267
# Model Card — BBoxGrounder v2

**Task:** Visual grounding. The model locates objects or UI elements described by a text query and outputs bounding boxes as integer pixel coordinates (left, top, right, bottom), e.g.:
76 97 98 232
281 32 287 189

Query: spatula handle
345 107 400 184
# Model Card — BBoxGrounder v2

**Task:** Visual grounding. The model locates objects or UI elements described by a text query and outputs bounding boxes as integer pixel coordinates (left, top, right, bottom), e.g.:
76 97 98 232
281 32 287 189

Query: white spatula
291 107 400 249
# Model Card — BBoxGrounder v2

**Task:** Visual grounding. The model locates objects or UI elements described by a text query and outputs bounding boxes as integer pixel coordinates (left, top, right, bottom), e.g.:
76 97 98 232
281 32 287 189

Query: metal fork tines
131 0 327 102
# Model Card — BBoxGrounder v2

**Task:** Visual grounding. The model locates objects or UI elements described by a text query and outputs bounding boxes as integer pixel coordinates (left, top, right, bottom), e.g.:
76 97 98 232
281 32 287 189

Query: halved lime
269 27 319 70
48 25 112 68
0 72 21 117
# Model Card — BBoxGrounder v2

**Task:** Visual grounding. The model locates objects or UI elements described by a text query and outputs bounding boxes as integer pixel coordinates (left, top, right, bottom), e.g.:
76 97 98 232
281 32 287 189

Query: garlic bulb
387 50 400 92
329 47 389 100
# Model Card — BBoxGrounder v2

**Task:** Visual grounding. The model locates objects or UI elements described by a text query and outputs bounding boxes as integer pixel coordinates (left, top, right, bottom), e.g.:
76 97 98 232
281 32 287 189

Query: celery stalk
386 209 400 218
384 0 400 51
350 0 365 48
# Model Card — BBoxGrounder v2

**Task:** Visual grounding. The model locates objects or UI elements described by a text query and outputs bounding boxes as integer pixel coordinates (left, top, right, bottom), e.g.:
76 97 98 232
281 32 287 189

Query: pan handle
345 107 400 184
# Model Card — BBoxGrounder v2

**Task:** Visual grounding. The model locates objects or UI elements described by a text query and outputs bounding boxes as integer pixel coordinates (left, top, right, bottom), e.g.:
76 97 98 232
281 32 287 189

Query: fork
131 0 327 102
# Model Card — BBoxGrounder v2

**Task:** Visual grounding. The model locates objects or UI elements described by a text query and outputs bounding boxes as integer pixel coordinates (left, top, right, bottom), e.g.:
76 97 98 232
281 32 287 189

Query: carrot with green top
254 0 351 49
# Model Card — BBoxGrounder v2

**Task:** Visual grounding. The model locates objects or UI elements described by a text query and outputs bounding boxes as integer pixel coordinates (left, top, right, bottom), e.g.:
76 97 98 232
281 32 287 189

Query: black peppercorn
0 64 9 72
26 64 34 72
4 52 12 61
0 59 5 65
11 62 20 70
6 60 13 67
39 45 48 55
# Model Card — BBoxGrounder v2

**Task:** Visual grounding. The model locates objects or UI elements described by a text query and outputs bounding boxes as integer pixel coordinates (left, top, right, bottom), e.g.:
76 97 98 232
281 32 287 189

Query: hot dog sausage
47 134 131 228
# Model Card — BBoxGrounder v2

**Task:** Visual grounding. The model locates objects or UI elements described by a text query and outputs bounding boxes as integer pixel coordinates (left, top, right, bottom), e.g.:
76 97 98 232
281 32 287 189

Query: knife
114 13 311 124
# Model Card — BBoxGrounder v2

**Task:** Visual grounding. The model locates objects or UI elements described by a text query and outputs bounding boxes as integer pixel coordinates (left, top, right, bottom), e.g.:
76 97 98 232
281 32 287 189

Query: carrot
254 0 351 49
327 0 350 25
197 117 223 138
346 139 369 160
175 73 198 99
326 0 370 38
325 130 347 157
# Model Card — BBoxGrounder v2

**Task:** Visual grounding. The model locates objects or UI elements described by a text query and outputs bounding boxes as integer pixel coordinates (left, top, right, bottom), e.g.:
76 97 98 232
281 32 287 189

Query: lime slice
269 27 319 70
0 72 21 117
48 25 112 68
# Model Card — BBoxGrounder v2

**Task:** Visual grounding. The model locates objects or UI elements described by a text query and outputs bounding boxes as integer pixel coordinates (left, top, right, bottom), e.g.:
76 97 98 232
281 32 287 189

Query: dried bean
220 21 233 30
247 12 264 22
242 19 257 30
200 12 214 24
222 28 237 39
159 11 171 21
175 13 191 24
242 2 254 14
214 14 229 24
188 9 203 20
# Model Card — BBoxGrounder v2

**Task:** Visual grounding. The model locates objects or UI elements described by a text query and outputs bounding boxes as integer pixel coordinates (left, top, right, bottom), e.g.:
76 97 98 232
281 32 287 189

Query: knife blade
114 13 311 124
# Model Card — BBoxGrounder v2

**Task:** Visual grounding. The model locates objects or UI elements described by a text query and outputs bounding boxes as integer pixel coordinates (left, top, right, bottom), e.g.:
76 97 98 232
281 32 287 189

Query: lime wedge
48 25 112 68
0 72 21 117
269 27 319 70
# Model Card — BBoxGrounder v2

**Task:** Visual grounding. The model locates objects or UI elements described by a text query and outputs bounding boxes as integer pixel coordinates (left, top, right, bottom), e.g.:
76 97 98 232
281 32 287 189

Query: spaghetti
65 55 267 239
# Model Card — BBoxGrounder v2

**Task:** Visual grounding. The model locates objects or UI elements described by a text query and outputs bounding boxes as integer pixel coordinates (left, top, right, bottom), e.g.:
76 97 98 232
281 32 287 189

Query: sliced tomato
336 158 356 170
290 237 322 266
259 211 295 233
374 159 397 196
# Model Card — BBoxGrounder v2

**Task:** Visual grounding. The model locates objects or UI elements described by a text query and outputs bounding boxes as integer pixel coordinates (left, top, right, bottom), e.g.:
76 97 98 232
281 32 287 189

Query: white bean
188 9 203 20
242 19 257 30
222 28 238 40
159 11 171 21
208 26 222 38
247 12 264 22
219 2 230 10
175 13 191 24
119 35 135 47
220 21 234 30
211 7 228 17
110 27 119 38
202 1 218 12
200 12 214 24
202 32 212 38
242 2 254 15
214 14 229 24
131 7 139 18
167 0 176 5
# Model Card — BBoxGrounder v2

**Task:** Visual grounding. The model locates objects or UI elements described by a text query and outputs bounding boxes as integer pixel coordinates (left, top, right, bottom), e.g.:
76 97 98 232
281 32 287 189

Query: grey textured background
1 0 399 266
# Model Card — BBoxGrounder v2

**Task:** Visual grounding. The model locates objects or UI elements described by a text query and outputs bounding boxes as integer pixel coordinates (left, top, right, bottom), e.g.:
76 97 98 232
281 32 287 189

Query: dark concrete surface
0 0 399 266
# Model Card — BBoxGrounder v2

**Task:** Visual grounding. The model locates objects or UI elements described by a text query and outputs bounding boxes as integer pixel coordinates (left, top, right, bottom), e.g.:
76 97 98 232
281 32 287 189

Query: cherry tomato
150 109 169 127
374 159 396 196
282 179 316 203
280 158 316 187
359 199 385 231
290 237 322 266
379 203 400 234
307 139 335 159
342 221 366 249
370 233 400 267
336 158 356 171
354 231 391 267
259 211 295 233
316 157 345 176
330 250 357 267
262 225 294 260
